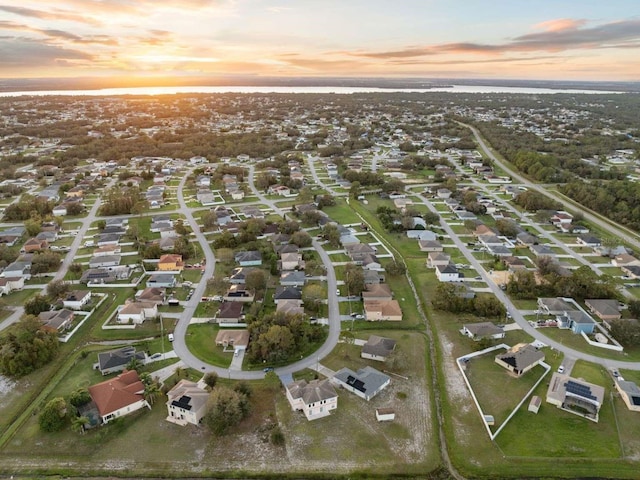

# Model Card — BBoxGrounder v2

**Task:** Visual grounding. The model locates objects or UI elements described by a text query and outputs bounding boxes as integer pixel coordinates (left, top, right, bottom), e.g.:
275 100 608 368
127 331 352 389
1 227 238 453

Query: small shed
375 408 395 422
528 395 541 414
483 415 495 426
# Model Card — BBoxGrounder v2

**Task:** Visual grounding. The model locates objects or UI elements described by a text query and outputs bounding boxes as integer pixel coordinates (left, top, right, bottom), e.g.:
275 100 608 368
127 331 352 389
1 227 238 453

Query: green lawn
185 323 232 367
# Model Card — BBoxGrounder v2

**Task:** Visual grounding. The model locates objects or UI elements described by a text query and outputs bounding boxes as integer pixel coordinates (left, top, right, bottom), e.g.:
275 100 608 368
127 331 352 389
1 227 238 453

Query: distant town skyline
1 0 639 82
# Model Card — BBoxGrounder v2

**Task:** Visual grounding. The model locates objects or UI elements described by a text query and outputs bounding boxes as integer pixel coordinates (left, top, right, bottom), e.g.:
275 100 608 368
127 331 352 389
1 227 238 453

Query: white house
332 366 391 401
0 276 24 295
62 290 91 310
435 263 461 282
117 301 158 324
166 380 209 426
285 378 338 421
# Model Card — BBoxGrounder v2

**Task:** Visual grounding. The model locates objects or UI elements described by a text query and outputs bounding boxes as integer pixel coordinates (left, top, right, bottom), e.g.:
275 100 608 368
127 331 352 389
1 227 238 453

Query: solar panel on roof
631 396 640 406
565 381 598 402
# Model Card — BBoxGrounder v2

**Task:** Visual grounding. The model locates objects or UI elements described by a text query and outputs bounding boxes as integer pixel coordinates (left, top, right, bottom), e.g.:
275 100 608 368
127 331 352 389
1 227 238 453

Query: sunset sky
1 0 639 82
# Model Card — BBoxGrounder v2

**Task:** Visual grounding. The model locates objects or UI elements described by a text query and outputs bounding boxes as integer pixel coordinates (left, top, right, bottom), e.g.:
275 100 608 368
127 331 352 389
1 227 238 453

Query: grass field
185 323 232 368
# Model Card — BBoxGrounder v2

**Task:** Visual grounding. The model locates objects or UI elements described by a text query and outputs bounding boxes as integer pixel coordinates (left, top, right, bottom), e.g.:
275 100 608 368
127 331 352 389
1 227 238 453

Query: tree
301 284 325 314
25 217 42 237
609 319 640 347
71 415 89 434
291 230 312 248
126 356 143 372
245 269 267 294
30 251 62 275
68 388 91 408
24 294 51 316
143 379 161 406
344 263 365 296
46 279 70 300
322 223 341 248
384 259 406 277
204 386 250 435
39 397 68 432
495 219 521 238
250 324 295 363
422 211 440 226
297 186 313 203
203 372 219 390
349 180 361 199
0 316 59 377
69 263 84 278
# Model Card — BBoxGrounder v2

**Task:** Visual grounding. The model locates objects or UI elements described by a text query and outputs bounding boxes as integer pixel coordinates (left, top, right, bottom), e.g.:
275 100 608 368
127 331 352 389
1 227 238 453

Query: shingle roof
362 335 396 358
88 370 145 417
287 378 337 405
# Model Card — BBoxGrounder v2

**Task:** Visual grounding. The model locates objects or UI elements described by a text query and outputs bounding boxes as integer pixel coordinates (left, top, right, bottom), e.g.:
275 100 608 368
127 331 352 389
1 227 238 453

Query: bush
270 426 285 446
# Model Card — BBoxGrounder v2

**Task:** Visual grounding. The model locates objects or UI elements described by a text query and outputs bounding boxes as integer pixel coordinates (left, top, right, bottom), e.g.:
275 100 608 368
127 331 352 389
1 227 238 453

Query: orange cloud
534 18 587 32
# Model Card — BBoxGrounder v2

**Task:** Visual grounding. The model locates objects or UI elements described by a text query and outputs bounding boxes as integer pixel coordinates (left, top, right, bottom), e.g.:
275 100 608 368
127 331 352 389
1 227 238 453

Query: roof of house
215 329 250 347
235 250 262 263
119 301 156 315
362 335 397 358
136 287 165 302
538 297 576 313
362 283 392 299
167 380 209 412
88 370 145 416
97 346 145 370
364 299 402 317
464 322 503 337
218 301 243 318
333 366 390 396
276 299 305 315
436 263 459 275
274 285 302 300
495 343 544 372
287 378 337 405
159 254 183 265
280 270 306 282
547 373 605 406
585 299 620 318
65 290 90 302
561 310 596 325
616 379 640 407
38 309 74 330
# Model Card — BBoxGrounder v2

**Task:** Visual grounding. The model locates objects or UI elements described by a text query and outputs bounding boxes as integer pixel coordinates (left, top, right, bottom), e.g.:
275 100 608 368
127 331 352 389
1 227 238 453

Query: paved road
462 121 640 250
415 190 640 371
170 165 342 380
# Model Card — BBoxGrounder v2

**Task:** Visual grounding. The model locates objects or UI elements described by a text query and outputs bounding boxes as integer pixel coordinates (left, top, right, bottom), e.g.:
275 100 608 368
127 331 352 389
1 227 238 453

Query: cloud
348 18 640 59
0 38 93 67
0 21 118 45
0 5 101 26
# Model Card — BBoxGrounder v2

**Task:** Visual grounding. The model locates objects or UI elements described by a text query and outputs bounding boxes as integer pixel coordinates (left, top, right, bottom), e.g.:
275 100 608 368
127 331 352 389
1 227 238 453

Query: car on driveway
557 365 565 374
263 367 274 373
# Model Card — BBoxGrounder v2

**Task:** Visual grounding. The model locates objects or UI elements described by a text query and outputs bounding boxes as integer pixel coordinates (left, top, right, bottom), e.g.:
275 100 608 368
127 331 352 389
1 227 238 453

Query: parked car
263 367 274 373
168 333 174 342
557 365 565 374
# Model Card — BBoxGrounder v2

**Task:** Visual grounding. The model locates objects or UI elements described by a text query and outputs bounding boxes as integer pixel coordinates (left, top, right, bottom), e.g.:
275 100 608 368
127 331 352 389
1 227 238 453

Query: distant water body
0 84 624 97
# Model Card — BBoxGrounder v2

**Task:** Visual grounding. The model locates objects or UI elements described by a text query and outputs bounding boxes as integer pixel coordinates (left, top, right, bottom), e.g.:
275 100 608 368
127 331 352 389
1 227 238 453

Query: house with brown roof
281 252 303 271
215 329 250 349
427 252 450 268
23 238 48 253
285 378 338 421
363 299 402 321
585 299 621 324
216 302 244 323
38 309 74 333
88 370 149 424
418 239 443 252
135 287 166 305
612 254 640 267
158 254 184 271
495 343 545 376
361 335 396 362
166 380 209 426
276 299 305 316
361 284 393 302
0 276 24 296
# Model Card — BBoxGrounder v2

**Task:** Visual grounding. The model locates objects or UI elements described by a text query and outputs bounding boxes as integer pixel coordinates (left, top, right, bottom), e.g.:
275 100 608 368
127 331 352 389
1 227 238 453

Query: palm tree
71 416 89 434
143 381 161 406
126 356 142 372
174 366 185 379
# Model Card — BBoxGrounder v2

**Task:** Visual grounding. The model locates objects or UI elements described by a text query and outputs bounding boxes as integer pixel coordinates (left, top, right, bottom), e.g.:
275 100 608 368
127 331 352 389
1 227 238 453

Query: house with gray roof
286 378 338 421
537 297 576 315
461 322 505 341
615 379 640 412
95 346 146 375
495 343 545 377
235 250 262 266
280 270 306 287
331 366 391 401
361 335 397 362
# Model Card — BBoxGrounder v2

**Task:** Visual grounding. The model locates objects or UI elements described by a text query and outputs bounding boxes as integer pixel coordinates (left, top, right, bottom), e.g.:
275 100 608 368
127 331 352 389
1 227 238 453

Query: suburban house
95 347 147 375
280 252 303 271
427 252 451 268
215 329 250 350
332 366 391 401
23 238 48 253
88 370 150 424
0 261 31 279
494 344 545 377
235 250 262 266
158 254 184 271
62 290 91 310
216 302 244 323
89 255 121 269
537 297 576 315
276 299 305 316
556 310 597 335
38 309 74 333
166 380 209 426
614 379 640 412
361 335 397 362
363 299 402 321
274 286 302 305
361 284 393 302
117 301 158 324
577 234 601 248
135 287 166 305
280 270 306 287
285 379 338 421
435 263 461 282
461 322 505 341
529 244 555 257
546 373 605 422
224 286 254 302
93 244 122 257
612 254 640 267
622 265 640 279
146 274 177 288
418 239 443 252
0 276 25 295
585 299 622 324
229 267 255 284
